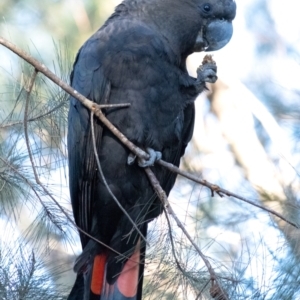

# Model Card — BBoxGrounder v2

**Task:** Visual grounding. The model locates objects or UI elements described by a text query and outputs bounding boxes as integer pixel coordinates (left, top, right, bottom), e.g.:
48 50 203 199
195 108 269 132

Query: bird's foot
196 55 218 85
138 148 162 167
127 153 137 165
127 148 162 167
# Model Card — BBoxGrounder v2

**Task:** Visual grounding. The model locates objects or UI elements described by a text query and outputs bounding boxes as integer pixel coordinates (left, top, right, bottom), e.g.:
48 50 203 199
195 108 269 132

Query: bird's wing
68 29 110 248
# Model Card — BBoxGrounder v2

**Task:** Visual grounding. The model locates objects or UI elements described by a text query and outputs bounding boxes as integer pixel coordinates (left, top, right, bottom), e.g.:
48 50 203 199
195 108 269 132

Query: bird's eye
202 3 211 13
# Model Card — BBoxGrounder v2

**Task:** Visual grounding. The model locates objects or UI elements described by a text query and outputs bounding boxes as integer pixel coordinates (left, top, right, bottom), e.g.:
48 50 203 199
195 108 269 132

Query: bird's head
193 0 236 52
140 0 236 57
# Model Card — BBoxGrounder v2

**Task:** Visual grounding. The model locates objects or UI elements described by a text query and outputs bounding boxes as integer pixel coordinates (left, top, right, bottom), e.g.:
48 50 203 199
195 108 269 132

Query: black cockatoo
67 0 236 299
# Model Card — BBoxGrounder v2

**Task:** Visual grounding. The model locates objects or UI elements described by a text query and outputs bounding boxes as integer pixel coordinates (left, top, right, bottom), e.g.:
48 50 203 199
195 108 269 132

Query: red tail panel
91 254 107 295
117 248 140 298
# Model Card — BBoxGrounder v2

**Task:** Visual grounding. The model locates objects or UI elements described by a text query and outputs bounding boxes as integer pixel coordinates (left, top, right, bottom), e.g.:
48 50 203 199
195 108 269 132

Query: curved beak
193 20 233 52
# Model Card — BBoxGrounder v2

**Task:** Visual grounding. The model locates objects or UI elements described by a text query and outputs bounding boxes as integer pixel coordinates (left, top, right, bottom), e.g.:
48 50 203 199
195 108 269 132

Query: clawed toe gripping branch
0 37 298 300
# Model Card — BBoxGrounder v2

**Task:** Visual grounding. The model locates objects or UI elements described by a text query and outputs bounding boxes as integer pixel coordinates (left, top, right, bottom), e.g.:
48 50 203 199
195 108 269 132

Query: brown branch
23 69 39 182
1 34 298 299
92 104 298 228
0 36 297 229
144 167 228 300
1 99 68 129
158 160 299 228
0 157 130 260
90 111 149 246
91 104 149 160
1 96 129 130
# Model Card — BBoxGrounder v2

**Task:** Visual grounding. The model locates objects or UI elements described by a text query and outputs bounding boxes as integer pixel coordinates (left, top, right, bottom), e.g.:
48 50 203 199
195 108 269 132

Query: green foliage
0 241 68 300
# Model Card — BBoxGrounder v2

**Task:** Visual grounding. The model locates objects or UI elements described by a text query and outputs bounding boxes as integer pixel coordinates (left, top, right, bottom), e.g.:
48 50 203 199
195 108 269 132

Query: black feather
67 0 236 299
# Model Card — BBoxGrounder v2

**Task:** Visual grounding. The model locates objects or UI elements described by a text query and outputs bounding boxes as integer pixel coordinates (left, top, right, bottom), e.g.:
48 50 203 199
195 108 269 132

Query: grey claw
127 153 136 165
138 148 162 167
196 63 218 84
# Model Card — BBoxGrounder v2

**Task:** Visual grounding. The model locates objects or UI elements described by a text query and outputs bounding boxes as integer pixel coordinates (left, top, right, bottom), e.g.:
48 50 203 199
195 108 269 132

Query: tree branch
23 69 39 182
0 36 296 229
90 110 149 246
144 167 228 300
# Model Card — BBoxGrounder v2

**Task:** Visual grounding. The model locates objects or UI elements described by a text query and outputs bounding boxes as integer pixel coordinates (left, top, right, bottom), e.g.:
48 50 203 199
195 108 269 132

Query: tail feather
69 225 147 300
68 246 144 300
116 244 140 298
100 247 141 300
91 254 108 295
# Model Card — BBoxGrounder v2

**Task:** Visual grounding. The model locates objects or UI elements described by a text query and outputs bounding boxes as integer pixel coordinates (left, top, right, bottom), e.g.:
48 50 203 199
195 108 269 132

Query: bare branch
158 160 299 228
1 99 67 129
144 167 228 300
1 101 129 129
0 36 296 229
90 110 149 246
1 154 131 259
1 36 298 289
23 69 39 182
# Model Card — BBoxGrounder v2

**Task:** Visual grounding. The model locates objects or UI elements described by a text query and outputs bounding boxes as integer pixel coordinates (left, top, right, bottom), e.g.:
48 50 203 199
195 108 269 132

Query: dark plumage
67 0 236 299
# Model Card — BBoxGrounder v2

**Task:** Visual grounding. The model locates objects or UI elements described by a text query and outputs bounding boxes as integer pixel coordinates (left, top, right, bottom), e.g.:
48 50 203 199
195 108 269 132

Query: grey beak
205 19 233 52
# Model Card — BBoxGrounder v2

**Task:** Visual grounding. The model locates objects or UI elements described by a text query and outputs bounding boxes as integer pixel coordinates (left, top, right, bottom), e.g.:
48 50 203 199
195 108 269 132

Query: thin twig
163 207 208 288
163 208 186 273
2 156 132 260
195 279 210 300
1 99 68 129
144 167 228 300
1 98 129 129
0 156 59 227
158 160 299 228
91 104 149 160
90 110 149 246
23 69 39 182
